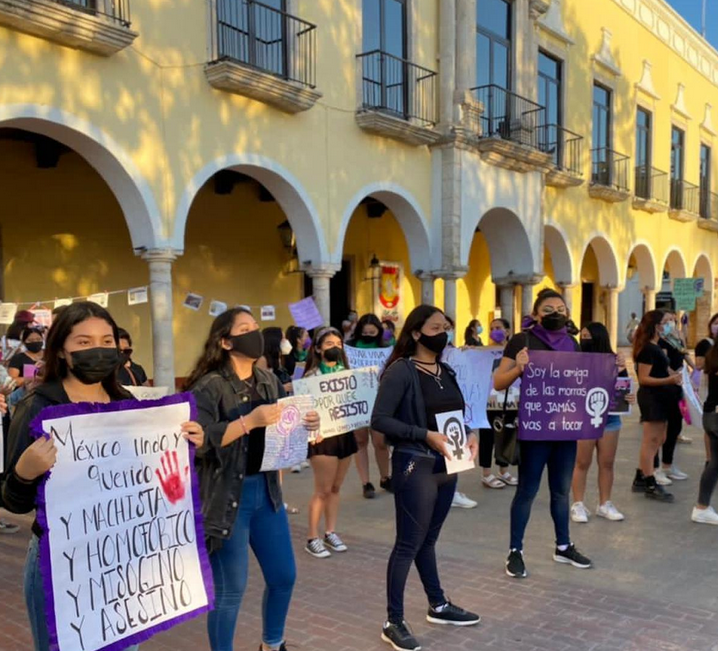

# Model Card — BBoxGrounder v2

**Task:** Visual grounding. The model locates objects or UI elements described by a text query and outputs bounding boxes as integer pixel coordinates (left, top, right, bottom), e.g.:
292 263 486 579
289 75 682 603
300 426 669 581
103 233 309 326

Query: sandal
498 471 518 486
481 474 505 489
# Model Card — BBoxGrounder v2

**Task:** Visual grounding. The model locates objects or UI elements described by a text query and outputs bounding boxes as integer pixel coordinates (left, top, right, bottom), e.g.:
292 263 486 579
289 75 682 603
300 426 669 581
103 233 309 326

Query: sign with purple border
31 394 214 651
518 351 617 441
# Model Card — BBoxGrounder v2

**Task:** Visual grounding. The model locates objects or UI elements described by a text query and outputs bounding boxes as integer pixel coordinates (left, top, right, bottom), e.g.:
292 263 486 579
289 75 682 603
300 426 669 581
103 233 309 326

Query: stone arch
336 183 432 273
626 242 659 290
693 253 714 304
544 223 574 285
475 208 535 280
174 153 328 265
580 234 620 287
0 103 163 250
662 248 688 279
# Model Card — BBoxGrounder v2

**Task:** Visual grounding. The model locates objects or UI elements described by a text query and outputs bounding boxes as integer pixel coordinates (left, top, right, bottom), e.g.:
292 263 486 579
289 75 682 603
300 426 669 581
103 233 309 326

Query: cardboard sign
436 410 474 474
345 345 392 370
292 367 379 438
288 297 324 331
260 395 313 471
518 351 618 441
31 395 214 651
443 347 495 429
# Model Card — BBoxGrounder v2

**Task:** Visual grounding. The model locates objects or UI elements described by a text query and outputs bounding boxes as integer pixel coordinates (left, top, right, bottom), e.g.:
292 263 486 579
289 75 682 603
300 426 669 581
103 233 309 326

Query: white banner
345 345 392 370
443 348 496 429
292 367 379 438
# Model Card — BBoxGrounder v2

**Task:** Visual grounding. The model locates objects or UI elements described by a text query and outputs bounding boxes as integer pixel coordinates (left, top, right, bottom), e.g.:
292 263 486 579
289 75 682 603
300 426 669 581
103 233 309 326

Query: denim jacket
191 364 285 551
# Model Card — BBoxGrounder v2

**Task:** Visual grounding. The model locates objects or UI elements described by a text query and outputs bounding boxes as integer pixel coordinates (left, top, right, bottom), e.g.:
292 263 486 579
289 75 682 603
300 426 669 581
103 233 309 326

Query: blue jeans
510 440 577 551
24 536 139 651
208 473 296 650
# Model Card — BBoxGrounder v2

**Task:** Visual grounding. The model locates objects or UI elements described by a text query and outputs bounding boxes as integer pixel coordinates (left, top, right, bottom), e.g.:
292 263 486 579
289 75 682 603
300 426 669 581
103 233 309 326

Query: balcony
669 179 699 222
542 124 584 188
0 0 137 56
205 0 321 114
632 165 668 213
589 148 631 202
698 189 718 232
355 50 440 147
469 85 553 173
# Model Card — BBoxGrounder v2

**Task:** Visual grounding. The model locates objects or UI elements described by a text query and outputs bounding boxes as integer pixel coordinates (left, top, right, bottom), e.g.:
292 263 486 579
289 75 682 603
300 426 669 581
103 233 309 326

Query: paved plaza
1 407 717 651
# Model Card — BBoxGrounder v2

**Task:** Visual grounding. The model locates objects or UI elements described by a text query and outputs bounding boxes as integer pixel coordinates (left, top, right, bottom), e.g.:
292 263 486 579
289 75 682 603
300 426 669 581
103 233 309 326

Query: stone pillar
142 249 177 390
520 283 535 323
444 278 458 324
497 284 516 332
439 0 457 126
417 272 436 306
607 287 619 350
455 0 476 95
643 288 656 313
306 267 337 327
558 283 577 321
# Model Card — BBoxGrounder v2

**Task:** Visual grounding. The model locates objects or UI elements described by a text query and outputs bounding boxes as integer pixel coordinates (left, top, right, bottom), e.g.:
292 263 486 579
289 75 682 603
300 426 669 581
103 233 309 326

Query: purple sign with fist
518 351 618 441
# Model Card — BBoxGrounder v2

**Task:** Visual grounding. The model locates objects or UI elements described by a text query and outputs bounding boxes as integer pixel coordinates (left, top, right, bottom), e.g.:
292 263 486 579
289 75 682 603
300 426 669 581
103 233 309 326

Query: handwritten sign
518 351 617 441
345 345 392 369
288 297 324 331
123 386 171 401
31 395 213 651
673 278 697 312
261 395 313 471
0 302 17 325
436 410 474 474
609 377 632 416
293 367 379 438
443 347 495 429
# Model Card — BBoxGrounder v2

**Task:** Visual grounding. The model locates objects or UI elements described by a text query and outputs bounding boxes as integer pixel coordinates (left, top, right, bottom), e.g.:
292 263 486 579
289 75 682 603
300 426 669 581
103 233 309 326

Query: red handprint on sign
155 450 189 504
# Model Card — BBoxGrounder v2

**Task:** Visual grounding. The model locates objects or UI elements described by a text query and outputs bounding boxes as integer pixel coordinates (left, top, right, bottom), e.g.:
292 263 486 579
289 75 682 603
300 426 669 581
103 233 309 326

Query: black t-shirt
503 330 579 359
658 338 686 371
415 364 464 432
117 362 148 386
8 352 39 377
705 373 718 413
241 380 271 476
695 338 714 359
635 343 670 380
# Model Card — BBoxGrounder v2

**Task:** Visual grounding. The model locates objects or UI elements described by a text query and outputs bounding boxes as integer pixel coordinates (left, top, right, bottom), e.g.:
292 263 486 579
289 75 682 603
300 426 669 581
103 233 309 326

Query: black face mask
541 313 568 331
228 330 264 360
580 339 593 353
323 346 343 363
68 348 120 385
418 331 448 354
360 334 377 343
566 319 580 336
25 342 43 354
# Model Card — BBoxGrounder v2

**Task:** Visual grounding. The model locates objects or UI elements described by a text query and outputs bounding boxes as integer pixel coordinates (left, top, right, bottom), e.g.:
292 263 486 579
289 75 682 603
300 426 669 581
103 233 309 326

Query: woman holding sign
188 308 320 651
302 327 358 558
372 305 480 651
494 289 592 580
3 302 205 651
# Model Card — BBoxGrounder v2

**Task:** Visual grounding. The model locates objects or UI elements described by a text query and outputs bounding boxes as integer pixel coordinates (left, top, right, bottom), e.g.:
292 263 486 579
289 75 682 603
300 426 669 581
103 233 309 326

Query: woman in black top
692 339 718 524
463 319 483 347
7 326 44 386
494 289 592 580
694 313 718 464
257 326 293 392
372 305 479 651
116 328 149 387
283 326 309 378
632 309 682 502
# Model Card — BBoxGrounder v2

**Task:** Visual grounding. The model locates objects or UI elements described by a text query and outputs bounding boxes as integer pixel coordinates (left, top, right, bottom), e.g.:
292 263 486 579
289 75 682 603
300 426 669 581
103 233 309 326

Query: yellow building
0 0 716 385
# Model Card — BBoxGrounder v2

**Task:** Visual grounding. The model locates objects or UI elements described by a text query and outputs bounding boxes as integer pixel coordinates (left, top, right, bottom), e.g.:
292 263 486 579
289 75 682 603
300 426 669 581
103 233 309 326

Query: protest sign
443 347 495 429
345 345 392 370
0 302 17 325
673 278 697 312
32 394 213 651
435 410 475 474
681 365 703 427
261 395 313 471
609 377 632 416
23 364 39 379
123 385 171 401
291 362 306 381
31 309 52 328
288 297 324 330
260 305 276 321
518 351 617 441
293 367 379 438
127 287 149 306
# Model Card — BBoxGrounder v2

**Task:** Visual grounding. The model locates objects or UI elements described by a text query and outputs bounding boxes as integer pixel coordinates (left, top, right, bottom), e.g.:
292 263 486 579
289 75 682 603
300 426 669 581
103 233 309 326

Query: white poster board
443 347 495 429
436 410 474 474
345 345 392 370
261 395 313 471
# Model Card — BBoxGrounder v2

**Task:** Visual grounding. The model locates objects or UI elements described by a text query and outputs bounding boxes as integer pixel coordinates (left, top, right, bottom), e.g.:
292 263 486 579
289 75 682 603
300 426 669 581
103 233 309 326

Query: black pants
699 413 718 507
654 397 683 468
387 451 456 623
479 428 495 469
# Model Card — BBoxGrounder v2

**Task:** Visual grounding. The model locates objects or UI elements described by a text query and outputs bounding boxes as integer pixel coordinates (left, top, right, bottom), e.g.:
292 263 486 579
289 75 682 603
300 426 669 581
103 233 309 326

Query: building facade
0 0 716 385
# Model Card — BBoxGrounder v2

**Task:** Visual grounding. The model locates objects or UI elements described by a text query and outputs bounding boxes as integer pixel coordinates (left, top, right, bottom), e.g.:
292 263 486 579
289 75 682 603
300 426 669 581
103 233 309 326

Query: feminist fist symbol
586 388 609 428
445 417 465 461
155 450 189 504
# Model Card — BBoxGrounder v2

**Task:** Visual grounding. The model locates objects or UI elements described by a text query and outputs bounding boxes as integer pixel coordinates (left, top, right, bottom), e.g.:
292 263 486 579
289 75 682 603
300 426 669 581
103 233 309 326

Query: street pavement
1 409 717 650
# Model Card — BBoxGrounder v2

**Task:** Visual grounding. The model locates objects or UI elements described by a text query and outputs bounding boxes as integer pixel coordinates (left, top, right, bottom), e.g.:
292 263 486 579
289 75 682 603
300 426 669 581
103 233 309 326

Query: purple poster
288 297 324 330
518 351 617 441
30 394 214 651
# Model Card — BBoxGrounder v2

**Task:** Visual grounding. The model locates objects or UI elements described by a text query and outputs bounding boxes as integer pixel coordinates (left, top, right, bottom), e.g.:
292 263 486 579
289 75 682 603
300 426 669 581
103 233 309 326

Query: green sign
673 278 697 311
695 277 705 297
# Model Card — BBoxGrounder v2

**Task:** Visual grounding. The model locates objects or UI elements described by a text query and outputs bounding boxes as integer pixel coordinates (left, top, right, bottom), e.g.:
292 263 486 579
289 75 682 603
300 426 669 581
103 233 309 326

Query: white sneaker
691 506 718 525
596 501 624 521
570 502 590 523
290 464 302 473
667 465 689 481
324 531 348 552
301 460 311 469
451 491 478 509
305 538 331 558
654 469 673 486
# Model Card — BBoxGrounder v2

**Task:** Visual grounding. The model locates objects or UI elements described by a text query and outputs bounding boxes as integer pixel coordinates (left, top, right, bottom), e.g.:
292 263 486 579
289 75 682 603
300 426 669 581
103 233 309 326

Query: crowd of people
0 292 716 651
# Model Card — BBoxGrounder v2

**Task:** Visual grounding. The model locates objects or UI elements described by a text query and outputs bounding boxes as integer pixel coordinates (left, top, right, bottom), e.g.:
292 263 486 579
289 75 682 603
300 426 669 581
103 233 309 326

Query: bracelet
239 416 249 435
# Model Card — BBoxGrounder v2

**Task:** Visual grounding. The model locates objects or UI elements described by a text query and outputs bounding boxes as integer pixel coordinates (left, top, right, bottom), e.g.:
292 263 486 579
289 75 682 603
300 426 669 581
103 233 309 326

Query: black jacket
1 380 132 536
191 364 284 551
371 357 465 455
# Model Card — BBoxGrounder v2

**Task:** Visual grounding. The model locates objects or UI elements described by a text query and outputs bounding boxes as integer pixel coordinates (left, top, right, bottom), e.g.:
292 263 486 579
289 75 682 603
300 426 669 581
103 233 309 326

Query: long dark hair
707 312 718 338
632 309 665 361
304 327 349 376
285 325 306 353
464 319 480 345
185 307 251 389
582 322 614 354
384 305 444 371
348 313 385 347
42 301 126 399
262 327 284 371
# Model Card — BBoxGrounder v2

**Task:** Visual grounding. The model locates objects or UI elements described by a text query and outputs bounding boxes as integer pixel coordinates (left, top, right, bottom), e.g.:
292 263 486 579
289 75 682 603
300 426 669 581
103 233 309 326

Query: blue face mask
475 325 483 336
446 331 455 345
662 322 675 336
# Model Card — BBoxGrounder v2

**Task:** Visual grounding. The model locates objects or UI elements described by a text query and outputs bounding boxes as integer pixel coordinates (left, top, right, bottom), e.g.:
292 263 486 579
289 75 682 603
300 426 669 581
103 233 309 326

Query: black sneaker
505 549 527 578
631 468 646 493
381 620 421 651
644 479 675 502
380 476 394 493
363 482 376 499
553 543 592 569
426 601 480 626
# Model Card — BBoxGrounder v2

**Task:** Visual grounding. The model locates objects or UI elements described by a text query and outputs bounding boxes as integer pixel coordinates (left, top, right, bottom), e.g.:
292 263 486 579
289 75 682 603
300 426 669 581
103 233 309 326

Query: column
607 287 619 350
306 268 335 327
455 0 476 96
439 0 457 126
643 288 656 313
142 249 177 390
444 278 458 324
417 272 435 306
558 283 577 321
498 284 516 331
520 283 535 323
